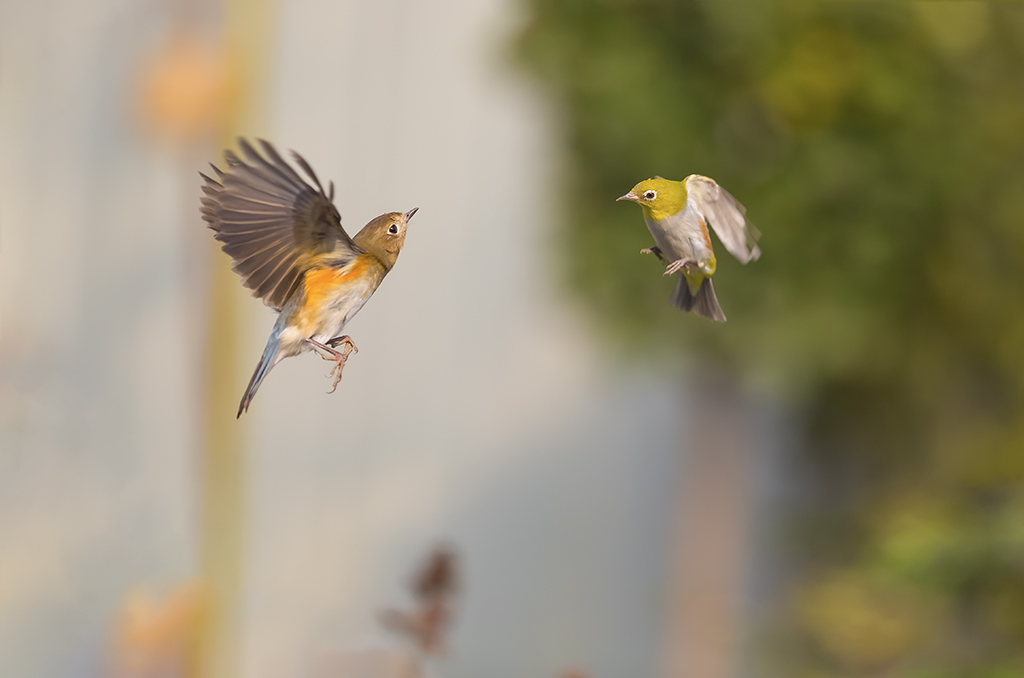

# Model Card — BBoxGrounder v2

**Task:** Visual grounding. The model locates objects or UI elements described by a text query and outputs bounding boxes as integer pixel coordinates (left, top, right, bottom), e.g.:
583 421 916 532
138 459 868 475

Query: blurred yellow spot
761 28 862 134
137 35 233 142
914 1 990 54
798 572 923 670
112 581 204 676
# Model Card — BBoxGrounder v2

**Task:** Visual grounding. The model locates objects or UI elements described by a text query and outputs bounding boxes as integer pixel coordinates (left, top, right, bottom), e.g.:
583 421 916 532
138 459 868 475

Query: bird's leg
640 246 666 262
325 337 358 391
306 337 357 394
663 258 693 276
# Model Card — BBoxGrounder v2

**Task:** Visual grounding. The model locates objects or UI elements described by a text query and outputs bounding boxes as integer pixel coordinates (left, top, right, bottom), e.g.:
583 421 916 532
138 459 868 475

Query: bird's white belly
277 278 378 355
644 207 712 264
310 284 376 344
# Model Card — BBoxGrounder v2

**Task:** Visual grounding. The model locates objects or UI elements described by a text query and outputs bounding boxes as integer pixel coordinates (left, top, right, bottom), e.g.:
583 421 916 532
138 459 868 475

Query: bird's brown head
353 207 418 271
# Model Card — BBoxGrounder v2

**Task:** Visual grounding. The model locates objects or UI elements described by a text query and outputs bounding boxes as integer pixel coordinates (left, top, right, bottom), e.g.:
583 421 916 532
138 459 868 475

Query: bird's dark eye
388 224 399 234
644 190 657 200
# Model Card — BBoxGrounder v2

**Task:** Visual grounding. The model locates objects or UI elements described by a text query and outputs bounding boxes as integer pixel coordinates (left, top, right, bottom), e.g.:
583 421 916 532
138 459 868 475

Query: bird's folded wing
200 138 361 311
686 175 761 264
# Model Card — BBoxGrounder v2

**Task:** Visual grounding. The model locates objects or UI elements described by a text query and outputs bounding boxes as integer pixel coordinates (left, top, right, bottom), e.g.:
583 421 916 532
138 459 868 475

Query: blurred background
2 0 1024 677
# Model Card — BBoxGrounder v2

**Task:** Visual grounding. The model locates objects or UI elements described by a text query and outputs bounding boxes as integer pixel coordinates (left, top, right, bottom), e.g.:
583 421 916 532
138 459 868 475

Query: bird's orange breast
295 255 376 333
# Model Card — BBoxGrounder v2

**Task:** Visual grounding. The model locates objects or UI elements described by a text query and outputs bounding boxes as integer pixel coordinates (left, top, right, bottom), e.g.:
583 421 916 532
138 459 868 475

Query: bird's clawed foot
307 336 359 394
327 335 358 352
640 246 666 262
663 258 693 276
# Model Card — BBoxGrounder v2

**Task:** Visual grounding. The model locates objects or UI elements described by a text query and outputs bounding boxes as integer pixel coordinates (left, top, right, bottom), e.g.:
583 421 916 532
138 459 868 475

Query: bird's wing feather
685 175 761 264
200 138 361 310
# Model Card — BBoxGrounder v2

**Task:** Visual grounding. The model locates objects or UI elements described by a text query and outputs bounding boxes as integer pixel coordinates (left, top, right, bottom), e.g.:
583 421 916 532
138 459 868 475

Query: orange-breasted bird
617 175 760 322
199 139 417 417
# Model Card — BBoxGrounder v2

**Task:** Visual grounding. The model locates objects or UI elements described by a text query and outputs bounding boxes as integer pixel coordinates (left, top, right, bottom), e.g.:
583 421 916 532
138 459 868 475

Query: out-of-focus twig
379 545 459 656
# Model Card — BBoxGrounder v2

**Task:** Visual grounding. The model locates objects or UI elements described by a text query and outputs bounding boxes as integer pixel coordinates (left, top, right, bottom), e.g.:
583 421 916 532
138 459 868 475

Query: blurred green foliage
517 0 1024 674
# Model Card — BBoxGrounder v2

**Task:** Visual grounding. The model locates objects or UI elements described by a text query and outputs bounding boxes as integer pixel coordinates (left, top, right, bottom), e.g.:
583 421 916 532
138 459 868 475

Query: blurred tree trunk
192 0 275 676
662 373 754 678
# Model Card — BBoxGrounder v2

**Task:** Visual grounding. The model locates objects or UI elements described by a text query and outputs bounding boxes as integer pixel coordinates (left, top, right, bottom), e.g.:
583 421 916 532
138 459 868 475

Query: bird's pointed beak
405 207 419 221
616 192 639 202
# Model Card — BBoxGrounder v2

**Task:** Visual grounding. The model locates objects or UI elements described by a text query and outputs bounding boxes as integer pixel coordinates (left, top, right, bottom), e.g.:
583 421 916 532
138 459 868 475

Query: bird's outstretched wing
200 138 361 311
685 175 761 264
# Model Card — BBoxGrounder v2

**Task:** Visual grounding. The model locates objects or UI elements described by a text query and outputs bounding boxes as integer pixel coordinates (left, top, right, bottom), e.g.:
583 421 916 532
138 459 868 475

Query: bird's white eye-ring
388 224 399 234
643 190 657 200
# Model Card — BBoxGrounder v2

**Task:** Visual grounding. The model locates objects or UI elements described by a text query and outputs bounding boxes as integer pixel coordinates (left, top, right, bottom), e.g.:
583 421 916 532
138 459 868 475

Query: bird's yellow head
616 177 688 221
354 207 418 271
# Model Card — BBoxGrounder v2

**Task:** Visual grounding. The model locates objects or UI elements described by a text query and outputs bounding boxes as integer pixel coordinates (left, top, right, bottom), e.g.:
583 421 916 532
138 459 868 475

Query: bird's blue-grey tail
238 334 282 418
671 276 727 322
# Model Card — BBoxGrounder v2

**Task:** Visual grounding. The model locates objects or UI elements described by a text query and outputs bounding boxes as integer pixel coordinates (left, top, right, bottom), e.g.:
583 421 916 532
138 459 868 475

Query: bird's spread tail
237 336 282 418
671 276 727 322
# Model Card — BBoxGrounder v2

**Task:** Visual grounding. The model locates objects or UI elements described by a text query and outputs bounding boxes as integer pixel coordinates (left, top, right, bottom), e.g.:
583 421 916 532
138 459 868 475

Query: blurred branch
314 545 460 678
380 545 460 656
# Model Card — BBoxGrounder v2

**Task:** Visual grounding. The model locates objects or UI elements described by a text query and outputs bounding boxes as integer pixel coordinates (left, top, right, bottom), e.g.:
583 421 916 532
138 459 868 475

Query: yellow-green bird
617 175 760 322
